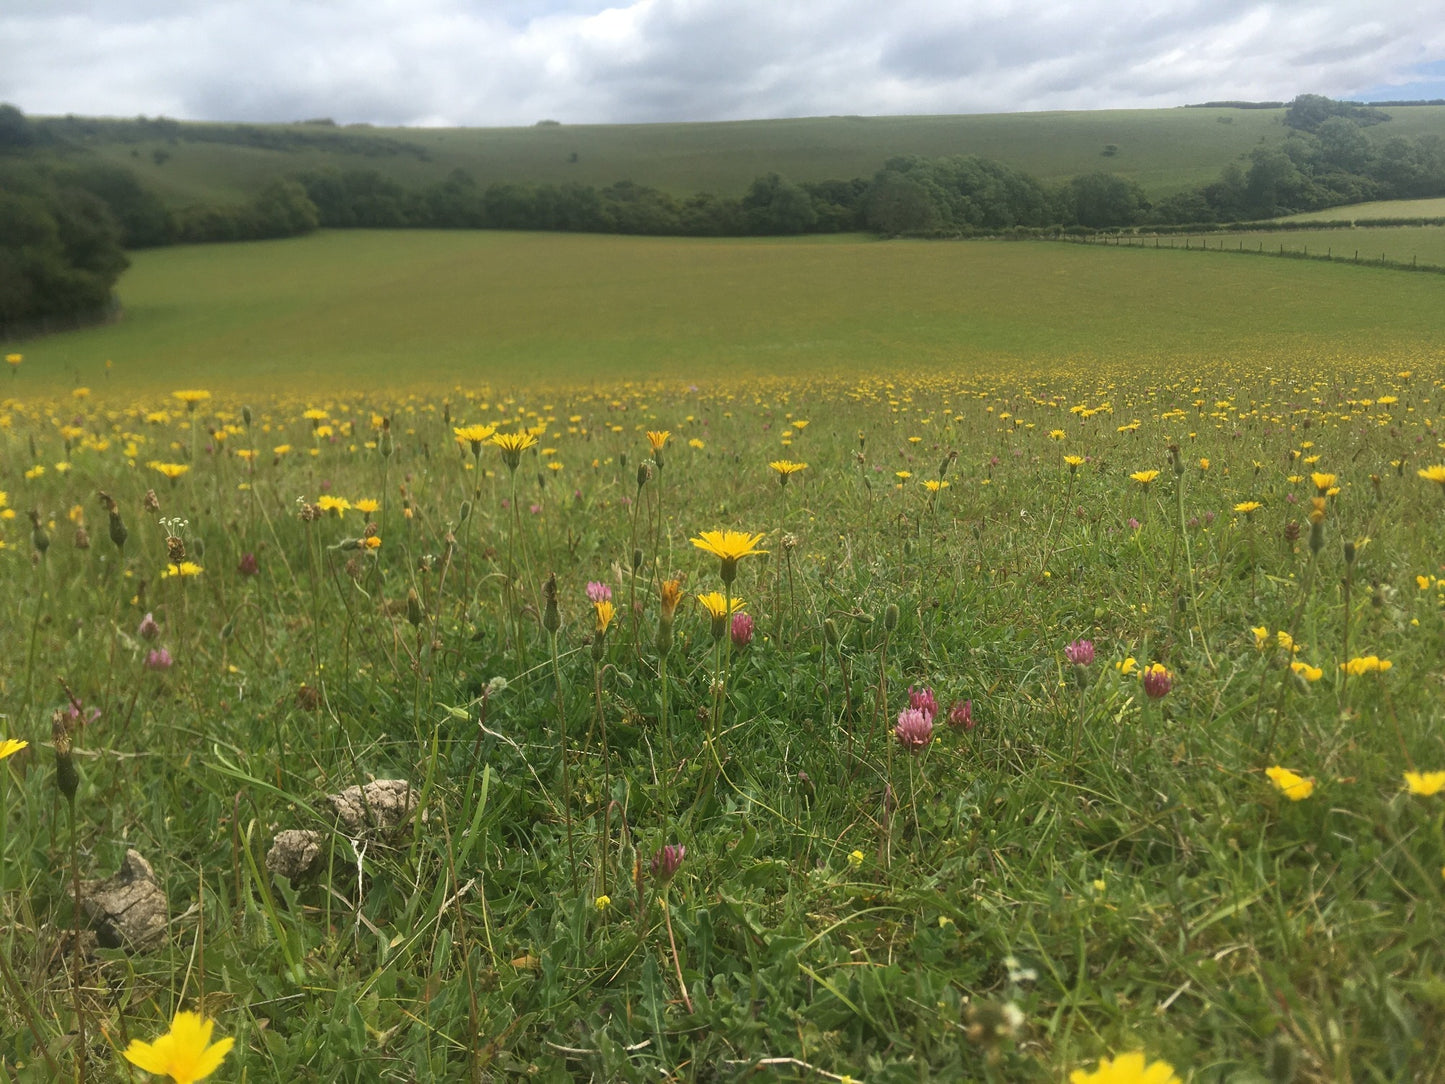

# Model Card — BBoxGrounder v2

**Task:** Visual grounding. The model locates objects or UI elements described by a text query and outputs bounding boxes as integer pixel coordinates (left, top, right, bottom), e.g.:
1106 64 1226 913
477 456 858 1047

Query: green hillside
56 104 1445 207
13 229 1444 392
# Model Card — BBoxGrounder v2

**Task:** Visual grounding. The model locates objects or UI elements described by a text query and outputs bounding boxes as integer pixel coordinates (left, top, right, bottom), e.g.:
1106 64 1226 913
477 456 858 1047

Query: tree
742 173 818 234
1065 173 1148 228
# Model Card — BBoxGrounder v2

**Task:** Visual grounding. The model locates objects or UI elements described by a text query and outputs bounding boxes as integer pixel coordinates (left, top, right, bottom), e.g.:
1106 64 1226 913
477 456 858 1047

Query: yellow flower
1289 660 1323 682
1234 500 1262 515
316 495 351 517
1418 574 1436 591
4 353 20 366
1130 470 1159 486
769 459 808 483
659 578 684 620
697 590 745 639
695 591 745 618
162 561 204 578
847 849 865 869
1265 766 1315 801
1403 771 1445 797
1251 626 1269 650
646 430 670 452
148 461 190 481
361 536 381 550
1414 464 1445 485
1063 455 1084 471
492 430 538 470
688 437 705 449
594 599 616 634
453 424 496 453
1115 657 1138 676
123 1010 234 1084
1311 472 1337 494
895 470 913 480
1049 429 1066 441
1069 1052 1180 1084
0 738 29 761
353 499 379 514
1198 458 1210 471
273 444 292 456
690 529 767 585
594 894 612 912
1340 655 1392 676
171 390 211 410
922 479 949 492
24 465 44 480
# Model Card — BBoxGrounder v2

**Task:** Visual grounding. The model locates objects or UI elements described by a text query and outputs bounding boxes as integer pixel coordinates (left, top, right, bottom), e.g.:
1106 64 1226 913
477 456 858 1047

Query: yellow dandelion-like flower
769 459 808 484
1311 472 1337 494
696 590 745 639
1265 765 1315 801
690 529 767 585
1130 470 1159 486
1069 1051 1181 1084
273 444 292 456
172 390 211 410
0 738 29 761
162 561 204 578
1417 464 1445 486
1403 771 1445 797
316 495 351 517
1289 660 1323 682
492 430 538 471
148 461 190 481
353 499 379 514
123 1010 235 1084
594 599 616 634
646 430 670 452
1251 626 1269 650
453 424 496 454
1234 500 1262 515
922 479 949 492
1049 429 1066 441
5 353 20 367
688 437 705 449
1063 454 1084 472
361 536 381 550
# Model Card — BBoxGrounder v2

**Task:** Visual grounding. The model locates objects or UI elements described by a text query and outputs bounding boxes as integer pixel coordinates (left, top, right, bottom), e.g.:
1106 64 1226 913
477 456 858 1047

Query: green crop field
74 104 1445 207
12 229 1445 394
1281 197 1445 222
1102 223 1445 270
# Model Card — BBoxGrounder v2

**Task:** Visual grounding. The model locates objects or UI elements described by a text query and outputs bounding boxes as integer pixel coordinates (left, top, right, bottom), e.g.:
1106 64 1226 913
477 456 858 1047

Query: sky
4 1 1445 128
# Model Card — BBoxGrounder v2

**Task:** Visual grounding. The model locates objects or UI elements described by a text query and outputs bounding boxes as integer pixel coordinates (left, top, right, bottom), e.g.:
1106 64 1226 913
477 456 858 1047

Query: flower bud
823 617 840 646
883 603 899 631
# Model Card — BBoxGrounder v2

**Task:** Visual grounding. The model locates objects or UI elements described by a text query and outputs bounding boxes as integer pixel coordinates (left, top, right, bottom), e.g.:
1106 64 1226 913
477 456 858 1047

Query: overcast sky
4 1 1445 128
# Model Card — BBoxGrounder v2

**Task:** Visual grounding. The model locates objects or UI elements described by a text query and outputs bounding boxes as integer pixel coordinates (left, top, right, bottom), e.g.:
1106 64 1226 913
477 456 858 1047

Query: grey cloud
2 0 1445 126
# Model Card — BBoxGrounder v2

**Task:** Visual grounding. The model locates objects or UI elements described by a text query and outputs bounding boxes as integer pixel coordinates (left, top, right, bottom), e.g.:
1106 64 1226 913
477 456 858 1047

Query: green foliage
0 165 129 336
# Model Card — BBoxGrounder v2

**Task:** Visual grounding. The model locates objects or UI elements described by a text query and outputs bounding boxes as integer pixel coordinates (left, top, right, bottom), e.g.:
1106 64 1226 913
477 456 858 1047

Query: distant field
1131 224 1445 268
76 105 1445 206
1281 197 1445 222
11 229 1445 393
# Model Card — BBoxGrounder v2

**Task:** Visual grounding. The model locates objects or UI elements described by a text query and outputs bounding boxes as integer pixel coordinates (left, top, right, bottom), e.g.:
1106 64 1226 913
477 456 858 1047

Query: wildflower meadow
1 357 1443 1081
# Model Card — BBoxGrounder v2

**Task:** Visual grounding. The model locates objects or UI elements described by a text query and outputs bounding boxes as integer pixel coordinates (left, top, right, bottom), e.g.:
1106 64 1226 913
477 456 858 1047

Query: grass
77 104 1445 206
1281 197 1445 222
1089 224 1445 272
2 233 1444 1081
10 229 1445 393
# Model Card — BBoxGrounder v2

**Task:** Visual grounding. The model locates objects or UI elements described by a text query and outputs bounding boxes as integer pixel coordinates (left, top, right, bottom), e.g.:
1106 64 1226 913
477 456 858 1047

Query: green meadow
1281 196 1445 222
3 226 1445 1082
83 105 1445 206
16 229 1445 392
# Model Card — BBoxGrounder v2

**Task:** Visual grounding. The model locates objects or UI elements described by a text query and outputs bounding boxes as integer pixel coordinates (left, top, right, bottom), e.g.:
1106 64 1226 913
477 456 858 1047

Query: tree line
6 95 1445 334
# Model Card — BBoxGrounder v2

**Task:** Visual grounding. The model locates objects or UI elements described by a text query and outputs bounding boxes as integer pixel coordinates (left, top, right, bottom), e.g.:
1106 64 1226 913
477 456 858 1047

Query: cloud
2 0 1444 127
